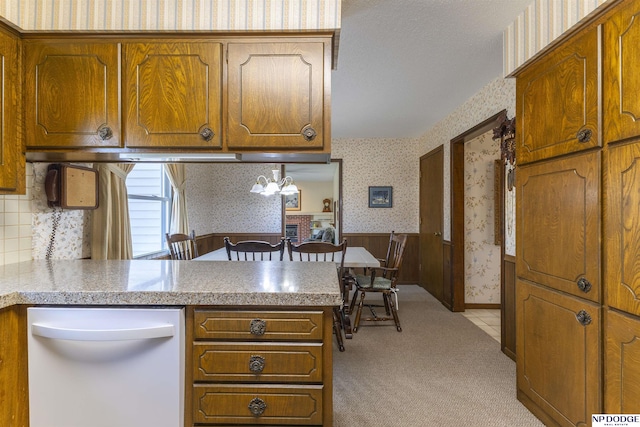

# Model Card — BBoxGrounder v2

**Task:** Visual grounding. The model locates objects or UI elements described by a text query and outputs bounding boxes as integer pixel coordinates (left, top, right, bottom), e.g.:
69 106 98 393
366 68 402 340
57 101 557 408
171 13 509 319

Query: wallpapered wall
0 0 341 31
464 131 501 304
331 138 421 234
186 163 282 235
418 76 517 258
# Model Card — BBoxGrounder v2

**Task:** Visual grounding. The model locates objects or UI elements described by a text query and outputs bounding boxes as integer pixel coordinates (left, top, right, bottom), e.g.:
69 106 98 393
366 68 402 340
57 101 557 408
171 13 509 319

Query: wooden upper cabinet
605 141 640 316
226 41 329 150
516 151 601 302
516 26 600 164
516 280 601 427
603 0 640 145
123 42 222 149
0 27 24 194
24 40 121 148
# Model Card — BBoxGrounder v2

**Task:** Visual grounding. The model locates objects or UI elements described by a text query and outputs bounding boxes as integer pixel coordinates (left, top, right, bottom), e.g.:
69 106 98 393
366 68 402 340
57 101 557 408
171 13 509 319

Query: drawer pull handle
249 355 265 373
575 310 592 326
576 128 592 143
577 278 592 293
248 397 267 416
250 319 266 335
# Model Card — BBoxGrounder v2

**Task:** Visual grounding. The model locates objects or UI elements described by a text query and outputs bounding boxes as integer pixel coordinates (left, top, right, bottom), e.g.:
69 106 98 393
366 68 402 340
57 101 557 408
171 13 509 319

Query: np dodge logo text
593 415 640 422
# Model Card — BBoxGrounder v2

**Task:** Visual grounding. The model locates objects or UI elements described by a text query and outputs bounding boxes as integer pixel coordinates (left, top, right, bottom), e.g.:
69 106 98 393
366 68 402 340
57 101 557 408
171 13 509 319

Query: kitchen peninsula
0 260 341 427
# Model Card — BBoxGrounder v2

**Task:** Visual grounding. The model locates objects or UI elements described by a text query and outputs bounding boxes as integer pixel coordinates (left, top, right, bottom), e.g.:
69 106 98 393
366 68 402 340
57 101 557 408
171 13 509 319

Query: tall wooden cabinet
0 24 24 194
515 0 640 424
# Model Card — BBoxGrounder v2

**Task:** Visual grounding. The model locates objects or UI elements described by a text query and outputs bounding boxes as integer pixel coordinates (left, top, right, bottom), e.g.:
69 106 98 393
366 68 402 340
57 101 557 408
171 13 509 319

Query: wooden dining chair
224 237 286 261
287 239 349 352
349 232 407 332
165 230 199 260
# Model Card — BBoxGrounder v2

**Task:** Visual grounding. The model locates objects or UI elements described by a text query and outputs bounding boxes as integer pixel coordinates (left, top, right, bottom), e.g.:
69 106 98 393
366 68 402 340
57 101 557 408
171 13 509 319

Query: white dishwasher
27 307 184 427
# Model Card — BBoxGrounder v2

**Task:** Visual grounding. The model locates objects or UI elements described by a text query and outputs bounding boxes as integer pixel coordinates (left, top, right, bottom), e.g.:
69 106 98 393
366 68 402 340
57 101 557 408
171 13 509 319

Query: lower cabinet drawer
194 310 324 341
193 384 323 425
194 342 323 383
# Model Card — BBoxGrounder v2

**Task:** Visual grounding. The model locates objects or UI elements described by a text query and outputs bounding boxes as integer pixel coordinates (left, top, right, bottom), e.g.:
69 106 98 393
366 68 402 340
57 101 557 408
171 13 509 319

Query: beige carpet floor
333 285 544 427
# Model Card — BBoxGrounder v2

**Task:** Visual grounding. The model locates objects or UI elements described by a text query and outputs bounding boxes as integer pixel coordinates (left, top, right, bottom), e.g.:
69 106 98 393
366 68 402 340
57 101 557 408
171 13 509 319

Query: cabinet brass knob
248 397 267 416
576 129 592 143
249 355 265 373
200 127 215 142
575 310 592 326
97 126 113 140
249 319 266 335
577 278 592 293
302 126 317 141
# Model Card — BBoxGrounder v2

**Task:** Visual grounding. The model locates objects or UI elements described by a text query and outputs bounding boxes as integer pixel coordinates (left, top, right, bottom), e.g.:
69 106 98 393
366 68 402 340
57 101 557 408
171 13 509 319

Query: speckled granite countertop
0 260 343 310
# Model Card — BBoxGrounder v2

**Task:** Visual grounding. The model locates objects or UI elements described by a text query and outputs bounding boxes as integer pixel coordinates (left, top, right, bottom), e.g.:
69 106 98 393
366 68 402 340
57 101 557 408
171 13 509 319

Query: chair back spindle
165 230 199 260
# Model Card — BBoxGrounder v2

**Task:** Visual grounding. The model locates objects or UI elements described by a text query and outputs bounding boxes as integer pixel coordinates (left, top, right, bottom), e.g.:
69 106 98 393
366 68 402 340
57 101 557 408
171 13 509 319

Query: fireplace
285 224 298 242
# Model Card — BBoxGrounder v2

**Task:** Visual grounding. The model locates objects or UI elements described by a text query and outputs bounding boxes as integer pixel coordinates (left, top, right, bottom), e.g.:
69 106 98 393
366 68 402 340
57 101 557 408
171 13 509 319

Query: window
126 164 172 258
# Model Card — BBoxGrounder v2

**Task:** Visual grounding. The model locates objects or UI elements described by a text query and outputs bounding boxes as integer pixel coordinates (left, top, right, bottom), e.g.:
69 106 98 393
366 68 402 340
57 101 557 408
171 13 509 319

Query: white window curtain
163 163 190 235
91 163 136 260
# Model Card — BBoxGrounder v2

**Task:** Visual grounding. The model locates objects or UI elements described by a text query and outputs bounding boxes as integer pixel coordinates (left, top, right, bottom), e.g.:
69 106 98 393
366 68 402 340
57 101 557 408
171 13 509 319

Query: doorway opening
282 159 343 244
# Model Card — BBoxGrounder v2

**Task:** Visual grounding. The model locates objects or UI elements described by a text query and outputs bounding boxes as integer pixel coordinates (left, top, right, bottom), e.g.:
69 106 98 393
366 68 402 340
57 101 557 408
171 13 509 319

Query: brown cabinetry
603 0 640 145
605 308 640 413
0 25 24 194
189 308 332 426
226 41 329 151
516 25 600 165
123 41 222 148
24 40 121 149
516 151 601 303
516 280 601 426
605 140 640 316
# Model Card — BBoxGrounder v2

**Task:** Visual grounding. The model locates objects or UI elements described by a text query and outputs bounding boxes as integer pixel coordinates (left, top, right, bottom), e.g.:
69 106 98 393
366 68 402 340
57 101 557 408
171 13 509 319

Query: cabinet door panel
517 279 601 427
24 41 121 148
516 26 600 164
516 151 600 302
124 42 222 148
0 27 24 194
605 141 640 315
605 309 640 413
604 0 640 145
227 42 327 150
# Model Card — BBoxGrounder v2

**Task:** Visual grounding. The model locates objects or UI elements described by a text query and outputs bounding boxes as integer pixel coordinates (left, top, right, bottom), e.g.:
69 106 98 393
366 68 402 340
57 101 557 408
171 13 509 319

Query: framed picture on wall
285 191 301 211
368 186 392 208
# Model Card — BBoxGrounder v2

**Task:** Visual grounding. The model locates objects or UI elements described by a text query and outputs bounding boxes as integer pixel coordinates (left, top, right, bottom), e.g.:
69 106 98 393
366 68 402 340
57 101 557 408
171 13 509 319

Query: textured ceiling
332 0 532 139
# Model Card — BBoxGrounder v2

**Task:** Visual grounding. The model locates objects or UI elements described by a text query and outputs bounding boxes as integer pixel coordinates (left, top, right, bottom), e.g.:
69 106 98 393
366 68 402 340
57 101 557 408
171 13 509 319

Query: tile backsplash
0 163 33 265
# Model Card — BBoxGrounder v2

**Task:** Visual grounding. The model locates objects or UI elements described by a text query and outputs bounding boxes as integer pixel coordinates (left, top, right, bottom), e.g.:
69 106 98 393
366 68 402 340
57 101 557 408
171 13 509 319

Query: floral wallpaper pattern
418 76 517 256
186 163 282 235
464 131 501 304
331 138 421 234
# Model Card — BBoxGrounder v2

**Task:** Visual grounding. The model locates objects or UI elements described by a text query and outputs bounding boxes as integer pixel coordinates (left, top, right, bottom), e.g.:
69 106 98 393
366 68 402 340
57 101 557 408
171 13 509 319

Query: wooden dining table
194 246 380 340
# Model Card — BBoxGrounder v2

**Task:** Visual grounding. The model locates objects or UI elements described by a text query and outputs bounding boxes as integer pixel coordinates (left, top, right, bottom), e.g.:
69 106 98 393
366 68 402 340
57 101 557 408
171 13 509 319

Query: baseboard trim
465 303 500 309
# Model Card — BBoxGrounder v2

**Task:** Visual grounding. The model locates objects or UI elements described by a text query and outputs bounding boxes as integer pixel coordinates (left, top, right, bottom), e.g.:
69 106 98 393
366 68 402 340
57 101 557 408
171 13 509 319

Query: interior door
420 146 444 301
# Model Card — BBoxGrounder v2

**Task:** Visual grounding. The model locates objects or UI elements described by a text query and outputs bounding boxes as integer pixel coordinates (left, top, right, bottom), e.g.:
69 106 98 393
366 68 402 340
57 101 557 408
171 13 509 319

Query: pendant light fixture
250 169 299 196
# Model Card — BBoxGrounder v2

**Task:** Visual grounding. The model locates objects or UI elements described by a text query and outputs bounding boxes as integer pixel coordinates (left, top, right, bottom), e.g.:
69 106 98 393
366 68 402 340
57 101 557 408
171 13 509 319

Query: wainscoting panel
342 233 419 284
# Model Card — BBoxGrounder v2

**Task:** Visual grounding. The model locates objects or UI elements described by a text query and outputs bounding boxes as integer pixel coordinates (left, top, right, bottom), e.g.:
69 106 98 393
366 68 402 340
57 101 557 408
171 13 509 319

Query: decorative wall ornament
492 111 516 166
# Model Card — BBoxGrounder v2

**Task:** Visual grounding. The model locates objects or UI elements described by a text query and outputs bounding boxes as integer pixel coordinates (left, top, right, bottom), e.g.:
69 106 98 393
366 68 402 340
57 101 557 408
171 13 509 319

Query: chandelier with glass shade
250 169 299 196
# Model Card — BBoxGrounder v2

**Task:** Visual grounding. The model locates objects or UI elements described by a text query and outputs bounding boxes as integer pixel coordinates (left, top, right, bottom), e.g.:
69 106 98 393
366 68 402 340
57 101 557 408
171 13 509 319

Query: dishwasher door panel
27 307 184 427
